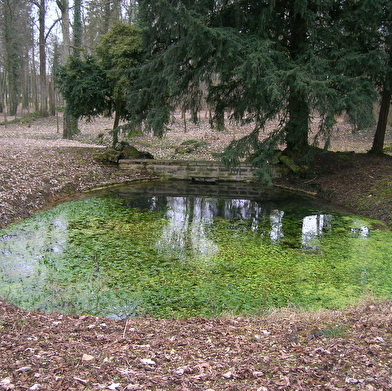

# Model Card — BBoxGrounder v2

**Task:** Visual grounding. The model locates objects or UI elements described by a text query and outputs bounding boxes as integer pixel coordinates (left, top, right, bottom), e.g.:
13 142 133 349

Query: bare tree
56 0 77 138
1 0 29 116
31 0 49 116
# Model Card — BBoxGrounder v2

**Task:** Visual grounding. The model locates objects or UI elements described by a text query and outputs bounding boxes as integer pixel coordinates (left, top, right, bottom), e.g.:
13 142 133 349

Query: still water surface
0 181 391 318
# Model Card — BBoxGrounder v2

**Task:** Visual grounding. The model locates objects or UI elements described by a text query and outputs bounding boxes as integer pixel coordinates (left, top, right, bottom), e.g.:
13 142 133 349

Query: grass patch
0 112 41 126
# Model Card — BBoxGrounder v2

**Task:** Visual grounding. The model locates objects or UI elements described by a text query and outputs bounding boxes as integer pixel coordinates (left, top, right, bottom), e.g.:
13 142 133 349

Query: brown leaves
2 301 391 390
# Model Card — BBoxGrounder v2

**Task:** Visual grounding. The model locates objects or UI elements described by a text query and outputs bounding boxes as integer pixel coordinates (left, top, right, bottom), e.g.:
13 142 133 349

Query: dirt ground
0 114 392 390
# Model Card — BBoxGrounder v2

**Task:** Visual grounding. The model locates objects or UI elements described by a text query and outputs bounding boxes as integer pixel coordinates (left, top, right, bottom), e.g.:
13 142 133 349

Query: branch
45 18 62 41
29 0 42 10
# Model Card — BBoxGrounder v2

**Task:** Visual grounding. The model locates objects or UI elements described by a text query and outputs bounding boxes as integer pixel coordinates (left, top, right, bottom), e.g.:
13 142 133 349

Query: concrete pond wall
118 159 286 181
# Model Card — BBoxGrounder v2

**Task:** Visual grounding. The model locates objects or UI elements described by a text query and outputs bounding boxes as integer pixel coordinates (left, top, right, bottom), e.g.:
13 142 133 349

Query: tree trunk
370 42 392 155
112 0 121 22
103 0 111 33
284 2 310 155
112 110 120 147
31 54 40 112
73 0 83 56
212 103 225 131
369 86 391 154
57 0 70 62
285 91 310 154
127 0 138 24
48 79 56 116
3 0 22 116
38 0 48 116
57 0 80 138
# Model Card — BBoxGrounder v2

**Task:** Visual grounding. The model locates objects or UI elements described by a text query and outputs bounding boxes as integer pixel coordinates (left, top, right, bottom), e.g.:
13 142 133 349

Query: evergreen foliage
56 56 110 119
56 23 142 144
129 0 380 173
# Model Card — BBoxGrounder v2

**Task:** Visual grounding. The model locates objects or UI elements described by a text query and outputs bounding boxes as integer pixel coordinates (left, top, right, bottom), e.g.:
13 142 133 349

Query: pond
0 180 391 319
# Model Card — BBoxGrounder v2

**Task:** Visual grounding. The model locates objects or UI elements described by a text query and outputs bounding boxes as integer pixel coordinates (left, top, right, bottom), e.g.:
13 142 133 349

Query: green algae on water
0 183 391 319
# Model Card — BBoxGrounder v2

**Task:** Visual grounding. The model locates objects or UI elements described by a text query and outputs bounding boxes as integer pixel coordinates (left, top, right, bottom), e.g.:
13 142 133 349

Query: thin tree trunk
370 86 391 154
31 61 39 112
49 79 56 116
73 0 83 56
38 0 48 116
370 43 392 155
103 0 111 33
28 26 39 113
3 1 20 117
57 0 79 138
112 110 120 146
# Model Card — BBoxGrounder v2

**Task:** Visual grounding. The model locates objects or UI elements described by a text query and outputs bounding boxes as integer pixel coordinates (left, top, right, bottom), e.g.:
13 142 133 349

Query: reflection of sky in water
351 224 369 238
0 217 68 279
156 197 270 259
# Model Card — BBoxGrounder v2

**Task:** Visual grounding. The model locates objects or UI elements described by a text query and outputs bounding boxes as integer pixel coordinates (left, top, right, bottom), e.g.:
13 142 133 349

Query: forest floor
0 113 392 390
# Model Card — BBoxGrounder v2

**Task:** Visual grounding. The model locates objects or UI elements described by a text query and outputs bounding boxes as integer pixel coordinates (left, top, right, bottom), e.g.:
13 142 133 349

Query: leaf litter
0 113 392 390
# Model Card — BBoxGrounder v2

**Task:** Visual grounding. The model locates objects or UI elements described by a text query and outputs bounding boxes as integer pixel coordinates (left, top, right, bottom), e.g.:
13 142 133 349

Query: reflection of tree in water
156 196 218 260
145 194 371 257
270 210 285 242
156 197 287 258
301 214 333 250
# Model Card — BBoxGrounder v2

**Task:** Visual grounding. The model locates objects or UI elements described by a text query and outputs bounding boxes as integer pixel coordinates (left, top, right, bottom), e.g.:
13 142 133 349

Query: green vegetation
0 112 40 126
127 0 391 169
56 23 142 145
1 188 391 319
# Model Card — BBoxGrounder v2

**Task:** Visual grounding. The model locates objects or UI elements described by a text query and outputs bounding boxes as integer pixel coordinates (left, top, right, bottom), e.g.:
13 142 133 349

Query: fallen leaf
82 354 95 361
15 366 31 372
253 371 264 377
277 376 290 386
140 358 156 366
345 377 362 384
0 378 14 390
126 384 142 391
107 383 121 390
374 336 385 343
73 377 88 384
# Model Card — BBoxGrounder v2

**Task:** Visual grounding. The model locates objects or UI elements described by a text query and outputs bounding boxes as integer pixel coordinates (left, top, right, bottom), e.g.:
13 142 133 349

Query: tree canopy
3 0 390 158
127 0 384 175
56 22 142 144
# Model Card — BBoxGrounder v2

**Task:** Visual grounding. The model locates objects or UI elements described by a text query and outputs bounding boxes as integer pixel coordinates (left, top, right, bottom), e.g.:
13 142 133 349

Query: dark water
0 180 391 319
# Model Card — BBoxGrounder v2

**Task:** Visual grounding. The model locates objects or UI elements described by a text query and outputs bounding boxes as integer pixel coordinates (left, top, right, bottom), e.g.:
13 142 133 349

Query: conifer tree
95 22 142 144
129 0 377 175
56 23 142 145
